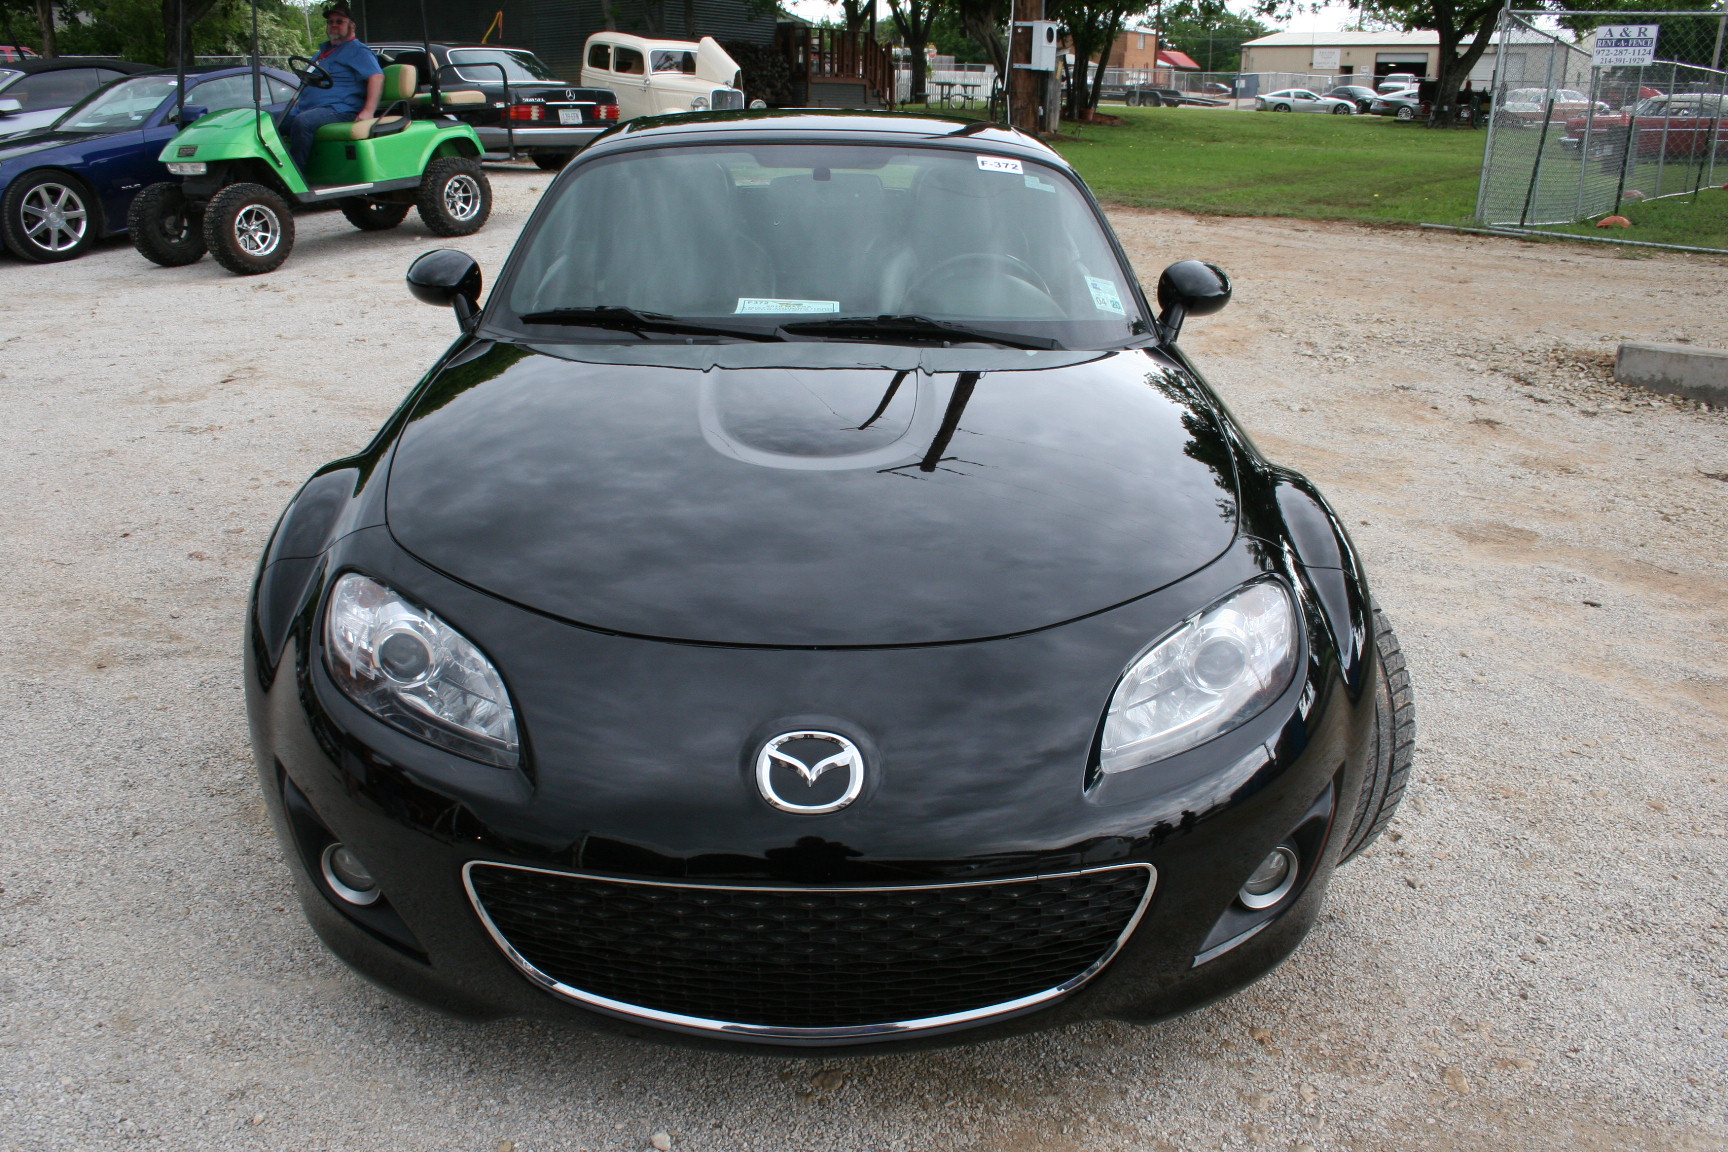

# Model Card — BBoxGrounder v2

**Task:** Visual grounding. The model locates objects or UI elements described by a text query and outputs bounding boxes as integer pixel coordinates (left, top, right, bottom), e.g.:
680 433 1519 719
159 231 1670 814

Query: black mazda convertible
245 109 1414 1049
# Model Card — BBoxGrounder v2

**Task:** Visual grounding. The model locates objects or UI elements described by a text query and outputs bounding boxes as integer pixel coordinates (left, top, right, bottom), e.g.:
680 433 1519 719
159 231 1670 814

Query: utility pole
1008 0 1042 134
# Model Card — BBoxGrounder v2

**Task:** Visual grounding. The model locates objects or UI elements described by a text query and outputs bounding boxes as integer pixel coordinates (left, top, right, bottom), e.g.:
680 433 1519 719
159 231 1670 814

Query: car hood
385 342 1239 646
0 129 88 164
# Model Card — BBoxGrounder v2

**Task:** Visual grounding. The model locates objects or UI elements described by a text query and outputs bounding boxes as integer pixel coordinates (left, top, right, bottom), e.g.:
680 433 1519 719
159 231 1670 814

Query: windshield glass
651 49 695 73
448 48 559 84
500 143 1147 349
53 74 177 132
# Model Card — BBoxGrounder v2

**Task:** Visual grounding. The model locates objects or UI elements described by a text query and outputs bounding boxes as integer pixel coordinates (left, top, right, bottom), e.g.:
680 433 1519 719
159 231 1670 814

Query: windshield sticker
735 298 841 315
1085 276 1126 316
1023 174 1056 192
977 156 1024 174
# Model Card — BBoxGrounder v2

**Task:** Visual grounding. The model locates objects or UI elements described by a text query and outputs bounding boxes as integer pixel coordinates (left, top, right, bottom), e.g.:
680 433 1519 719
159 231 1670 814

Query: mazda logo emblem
755 731 865 814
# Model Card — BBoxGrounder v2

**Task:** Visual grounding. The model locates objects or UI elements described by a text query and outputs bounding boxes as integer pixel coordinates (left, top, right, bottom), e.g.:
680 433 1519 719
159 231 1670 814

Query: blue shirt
296 37 382 117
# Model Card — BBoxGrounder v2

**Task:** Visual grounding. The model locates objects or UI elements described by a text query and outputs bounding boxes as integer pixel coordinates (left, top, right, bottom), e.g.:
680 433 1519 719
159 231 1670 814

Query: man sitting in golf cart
281 3 382 176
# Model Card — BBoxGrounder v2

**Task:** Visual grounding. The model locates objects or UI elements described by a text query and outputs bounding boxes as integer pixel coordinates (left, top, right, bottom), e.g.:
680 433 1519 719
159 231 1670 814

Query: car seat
314 62 415 142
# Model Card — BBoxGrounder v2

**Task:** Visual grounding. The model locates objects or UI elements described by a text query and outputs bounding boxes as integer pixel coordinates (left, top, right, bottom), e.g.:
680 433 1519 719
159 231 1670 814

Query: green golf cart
130 54 491 275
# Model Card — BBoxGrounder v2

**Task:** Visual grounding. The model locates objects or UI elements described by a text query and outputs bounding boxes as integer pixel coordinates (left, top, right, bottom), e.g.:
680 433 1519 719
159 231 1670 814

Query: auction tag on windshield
735 298 840 315
977 156 1023 174
1085 276 1126 316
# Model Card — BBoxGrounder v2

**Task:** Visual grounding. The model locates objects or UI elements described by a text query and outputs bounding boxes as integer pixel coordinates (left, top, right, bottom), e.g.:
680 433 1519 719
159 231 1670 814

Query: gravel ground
1 165 1725 1152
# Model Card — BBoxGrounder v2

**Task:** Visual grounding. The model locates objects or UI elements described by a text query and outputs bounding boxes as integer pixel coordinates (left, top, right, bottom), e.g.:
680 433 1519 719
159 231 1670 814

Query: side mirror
1155 259 1231 342
0 98 20 114
177 104 208 125
407 249 482 329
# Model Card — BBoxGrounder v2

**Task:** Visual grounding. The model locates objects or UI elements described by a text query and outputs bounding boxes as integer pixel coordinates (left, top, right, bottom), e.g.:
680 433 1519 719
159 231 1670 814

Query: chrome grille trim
462 861 1156 1043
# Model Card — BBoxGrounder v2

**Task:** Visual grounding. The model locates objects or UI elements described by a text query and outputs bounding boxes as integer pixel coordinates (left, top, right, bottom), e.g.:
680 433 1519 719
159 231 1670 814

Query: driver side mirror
407 249 483 329
176 104 208 126
1155 259 1231 343
0 98 20 115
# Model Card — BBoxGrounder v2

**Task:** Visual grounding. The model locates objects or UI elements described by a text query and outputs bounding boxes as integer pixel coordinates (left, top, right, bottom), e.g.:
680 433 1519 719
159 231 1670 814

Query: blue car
0 65 296 262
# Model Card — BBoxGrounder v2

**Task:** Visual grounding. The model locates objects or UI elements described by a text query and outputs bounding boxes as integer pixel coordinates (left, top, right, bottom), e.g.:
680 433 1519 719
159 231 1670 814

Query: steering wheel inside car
904 252 1061 318
288 56 335 89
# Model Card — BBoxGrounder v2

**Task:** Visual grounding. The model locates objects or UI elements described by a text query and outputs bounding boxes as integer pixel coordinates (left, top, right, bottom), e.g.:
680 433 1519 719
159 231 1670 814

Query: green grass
1499 143 1728 250
1050 106 1488 224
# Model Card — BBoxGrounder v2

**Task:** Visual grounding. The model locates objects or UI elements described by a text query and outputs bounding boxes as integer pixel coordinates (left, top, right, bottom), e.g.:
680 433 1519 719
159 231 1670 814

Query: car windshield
52 74 177 132
448 48 559 84
651 49 695 73
0 68 19 85
501 143 1147 349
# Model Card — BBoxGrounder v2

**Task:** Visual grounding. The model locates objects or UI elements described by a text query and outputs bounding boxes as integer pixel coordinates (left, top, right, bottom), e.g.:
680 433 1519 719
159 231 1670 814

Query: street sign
1592 24 1659 68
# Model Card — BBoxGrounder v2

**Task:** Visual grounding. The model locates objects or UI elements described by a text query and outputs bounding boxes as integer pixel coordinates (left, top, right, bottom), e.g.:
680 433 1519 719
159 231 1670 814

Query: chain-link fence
1477 9 1728 226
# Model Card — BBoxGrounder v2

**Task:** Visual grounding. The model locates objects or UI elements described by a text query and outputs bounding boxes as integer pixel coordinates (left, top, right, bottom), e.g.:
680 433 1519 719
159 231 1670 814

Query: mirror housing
407 249 482 329
0 98 20 115
176 104 208 125
1155 259 1231 342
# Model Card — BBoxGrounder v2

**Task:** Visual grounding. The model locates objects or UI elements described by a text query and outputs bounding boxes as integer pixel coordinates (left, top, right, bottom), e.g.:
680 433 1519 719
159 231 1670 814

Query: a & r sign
1592 24 1659 68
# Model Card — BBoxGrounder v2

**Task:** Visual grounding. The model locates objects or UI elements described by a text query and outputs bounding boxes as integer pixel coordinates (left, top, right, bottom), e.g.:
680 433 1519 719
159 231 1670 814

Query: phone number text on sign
1592 25 1658 68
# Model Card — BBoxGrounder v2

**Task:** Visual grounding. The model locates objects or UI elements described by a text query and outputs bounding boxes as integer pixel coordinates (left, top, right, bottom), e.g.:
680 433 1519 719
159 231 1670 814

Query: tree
952 0 1006 73
887 0 946 102
1053 0 1147 119
1158 0 1268 72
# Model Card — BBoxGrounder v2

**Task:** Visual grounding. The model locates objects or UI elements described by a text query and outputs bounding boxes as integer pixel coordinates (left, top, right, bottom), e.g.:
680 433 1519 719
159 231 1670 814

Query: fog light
320 842 381 906
1237 845 1298 910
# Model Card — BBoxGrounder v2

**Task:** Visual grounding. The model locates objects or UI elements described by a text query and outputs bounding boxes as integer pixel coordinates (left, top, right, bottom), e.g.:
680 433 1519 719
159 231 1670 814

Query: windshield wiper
515 306 784 342
779 314 1061 351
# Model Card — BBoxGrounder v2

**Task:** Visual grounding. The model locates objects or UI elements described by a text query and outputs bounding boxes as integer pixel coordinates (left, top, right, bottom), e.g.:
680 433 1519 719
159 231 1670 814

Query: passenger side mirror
0 98 20 114
1155 259 1231 343
407 249 483 329
176 104 208 125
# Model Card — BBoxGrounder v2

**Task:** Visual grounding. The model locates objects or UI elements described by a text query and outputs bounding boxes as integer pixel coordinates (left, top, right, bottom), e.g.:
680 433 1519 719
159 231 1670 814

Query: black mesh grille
467 865 1150 1028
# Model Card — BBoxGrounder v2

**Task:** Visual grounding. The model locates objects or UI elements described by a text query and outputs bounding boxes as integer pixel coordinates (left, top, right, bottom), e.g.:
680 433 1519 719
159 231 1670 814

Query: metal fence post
1576 61 1603 220
1476 5 1512 221
1612 65 1644 210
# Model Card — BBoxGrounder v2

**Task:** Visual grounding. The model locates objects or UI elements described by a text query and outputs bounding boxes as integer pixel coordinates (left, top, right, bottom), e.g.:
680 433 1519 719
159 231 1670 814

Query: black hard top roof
591 108 1063 166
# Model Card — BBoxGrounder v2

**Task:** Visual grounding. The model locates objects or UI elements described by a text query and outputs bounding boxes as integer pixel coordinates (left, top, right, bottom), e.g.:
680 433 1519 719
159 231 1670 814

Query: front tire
1331 102 1351 114
128 182 206 266
2 170 96 262
417 157 492 237
339 197 411 231
531 152 574 171
1339 604 1415 862
1395 105 1415 121
202 182 294 275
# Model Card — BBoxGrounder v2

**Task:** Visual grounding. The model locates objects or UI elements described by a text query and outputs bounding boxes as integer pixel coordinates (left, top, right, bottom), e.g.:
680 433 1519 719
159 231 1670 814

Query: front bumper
246 530 1376 1050
476 125 606 153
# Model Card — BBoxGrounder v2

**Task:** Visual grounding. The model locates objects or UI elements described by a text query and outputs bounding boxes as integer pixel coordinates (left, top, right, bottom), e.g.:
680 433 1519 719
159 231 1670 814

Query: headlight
690 96 709 111
324 572 520 767
1098 580 1299 775
167 162 206 175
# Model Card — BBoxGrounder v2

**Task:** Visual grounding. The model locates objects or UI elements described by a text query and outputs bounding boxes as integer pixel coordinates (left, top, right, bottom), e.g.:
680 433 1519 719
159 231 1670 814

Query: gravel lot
1 164 1724 1152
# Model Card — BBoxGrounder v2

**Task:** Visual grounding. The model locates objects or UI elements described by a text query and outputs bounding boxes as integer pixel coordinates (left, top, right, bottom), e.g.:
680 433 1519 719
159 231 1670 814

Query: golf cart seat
314 62 415 142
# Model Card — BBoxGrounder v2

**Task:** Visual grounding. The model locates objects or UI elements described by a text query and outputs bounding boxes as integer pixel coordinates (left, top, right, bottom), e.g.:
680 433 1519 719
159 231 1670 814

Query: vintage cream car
579 33 746 120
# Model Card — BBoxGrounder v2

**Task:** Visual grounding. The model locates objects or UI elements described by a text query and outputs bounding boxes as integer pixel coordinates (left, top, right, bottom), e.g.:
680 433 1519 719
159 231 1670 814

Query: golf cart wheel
128 182 206 267
2 169 96 262
1395 105 1415 121
202 182 294 275
1273 102 1291 112
1338 603 1415 863
532 152 574 171
417 157 492 237
339 197 411 231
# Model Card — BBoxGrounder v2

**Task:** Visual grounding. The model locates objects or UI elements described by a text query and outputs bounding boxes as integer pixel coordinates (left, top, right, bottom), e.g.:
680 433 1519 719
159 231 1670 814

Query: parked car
370 42 619 171
1255 88 1354 114
1561 92 1728 161
1123 85 1225 107
1376 74 1420 93
0 44 39 65
248 108 1412 1049
0 65 296 262
1323 85 1378 114
0 57 154 139
578 32 745 121
1369 90 1425 120
1200 81 1232 96
1496 87 1607 126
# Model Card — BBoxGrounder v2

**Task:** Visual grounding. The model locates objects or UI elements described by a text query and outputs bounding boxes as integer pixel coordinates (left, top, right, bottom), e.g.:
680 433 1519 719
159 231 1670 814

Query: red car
1562 93 1728 161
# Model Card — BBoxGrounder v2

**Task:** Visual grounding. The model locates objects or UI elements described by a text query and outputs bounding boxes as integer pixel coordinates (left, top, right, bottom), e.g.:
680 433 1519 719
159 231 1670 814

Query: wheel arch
5 165 108 236
426 131 483 166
